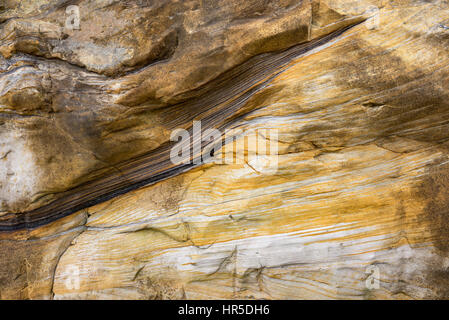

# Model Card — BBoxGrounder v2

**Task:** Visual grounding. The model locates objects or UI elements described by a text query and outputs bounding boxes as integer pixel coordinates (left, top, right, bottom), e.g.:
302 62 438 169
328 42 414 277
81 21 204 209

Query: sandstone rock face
1 0 449 299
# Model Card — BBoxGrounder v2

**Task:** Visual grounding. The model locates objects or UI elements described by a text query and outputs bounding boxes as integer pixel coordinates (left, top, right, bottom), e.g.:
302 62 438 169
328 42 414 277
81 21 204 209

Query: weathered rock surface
1 0 449 299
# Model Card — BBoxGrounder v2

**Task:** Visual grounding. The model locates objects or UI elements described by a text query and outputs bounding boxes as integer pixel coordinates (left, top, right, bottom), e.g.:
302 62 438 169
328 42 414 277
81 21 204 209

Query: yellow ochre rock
0 0 449 300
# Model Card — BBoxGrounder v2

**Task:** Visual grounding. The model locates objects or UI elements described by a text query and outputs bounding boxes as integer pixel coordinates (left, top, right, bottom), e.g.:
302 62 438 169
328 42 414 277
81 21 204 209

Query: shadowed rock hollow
0 0 449 299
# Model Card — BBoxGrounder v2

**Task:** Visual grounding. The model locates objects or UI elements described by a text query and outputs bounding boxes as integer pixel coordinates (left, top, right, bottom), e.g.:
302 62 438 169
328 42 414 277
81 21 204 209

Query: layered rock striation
0 0 449 299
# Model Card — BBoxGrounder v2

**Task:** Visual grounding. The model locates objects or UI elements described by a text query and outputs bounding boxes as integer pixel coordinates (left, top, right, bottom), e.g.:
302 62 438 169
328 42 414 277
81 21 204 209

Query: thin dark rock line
0 21 364 232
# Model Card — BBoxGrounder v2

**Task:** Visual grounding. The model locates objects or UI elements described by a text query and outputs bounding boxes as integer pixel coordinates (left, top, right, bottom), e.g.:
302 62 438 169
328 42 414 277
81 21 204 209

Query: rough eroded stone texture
1 0 449 299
